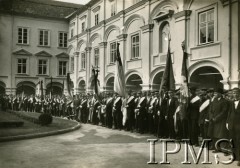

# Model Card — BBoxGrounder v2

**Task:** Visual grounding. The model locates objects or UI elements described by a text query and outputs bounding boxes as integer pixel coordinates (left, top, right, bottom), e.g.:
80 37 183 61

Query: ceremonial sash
174 106 180 132
190 96 200 104
106 97 113 104
127 96 134 103
199 99 210 113
137 97 145 108
113 97 121 106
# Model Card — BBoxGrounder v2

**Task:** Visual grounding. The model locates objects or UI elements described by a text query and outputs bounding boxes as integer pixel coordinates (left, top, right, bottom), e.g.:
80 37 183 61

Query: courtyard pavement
0 124 239 168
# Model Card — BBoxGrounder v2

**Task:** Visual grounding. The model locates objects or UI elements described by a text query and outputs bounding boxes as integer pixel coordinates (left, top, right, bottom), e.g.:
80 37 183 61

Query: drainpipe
228 0 232 88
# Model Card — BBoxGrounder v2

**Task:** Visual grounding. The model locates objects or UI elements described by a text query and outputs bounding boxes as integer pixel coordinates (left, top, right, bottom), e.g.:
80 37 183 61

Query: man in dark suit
165 90 178 139
157 91 168 138
126 90 135 132
112 92 122 130
105 92 113 128
135 91 147 134
227 88 240 166
188 88 201 146
208 88 229 152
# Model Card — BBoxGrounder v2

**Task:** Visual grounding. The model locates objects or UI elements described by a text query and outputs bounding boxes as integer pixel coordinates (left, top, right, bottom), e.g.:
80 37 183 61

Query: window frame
81 52 86 70
38 59 48 75
38 29 50 47
58 31 68 48
195 3 218 46
95 13 99 26
109 41 117 64
17 27 30 45
58 60 68 76
94 48 100 67
131 33 140 59
17 58 27 74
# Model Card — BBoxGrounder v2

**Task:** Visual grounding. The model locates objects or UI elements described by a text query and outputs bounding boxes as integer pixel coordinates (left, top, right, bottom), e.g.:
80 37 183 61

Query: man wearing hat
105 92 113 128
112 92 123 130
135 91 147 134
208 88 229 152
227 88 240 166
125 90 136 132
188 87 201 146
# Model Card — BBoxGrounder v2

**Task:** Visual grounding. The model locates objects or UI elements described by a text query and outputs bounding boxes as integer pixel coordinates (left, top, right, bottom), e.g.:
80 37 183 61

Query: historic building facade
0 0 78 95
68 0 240 94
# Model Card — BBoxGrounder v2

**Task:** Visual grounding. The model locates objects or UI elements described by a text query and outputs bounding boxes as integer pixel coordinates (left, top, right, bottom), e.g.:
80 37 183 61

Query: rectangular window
82 22 85 33
110 42 116 64
111 3 116 16
81 53 86 69
131 34 140 58
38 59 47 75
71 57 74 72
39 29 50 46
199 9 214 44
18 27 29 44
59 61 67 76
94 48 99 67
58 32 68 48
17 59 27 74
95 13 99 25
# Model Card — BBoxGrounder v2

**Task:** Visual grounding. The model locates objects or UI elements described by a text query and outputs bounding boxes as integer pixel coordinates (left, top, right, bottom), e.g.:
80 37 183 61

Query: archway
105 76 114 92
152 71 164 91
126 74 143 92
78 80 86 93
46 82 63 96
190 66 223 89
0 81 6 95
16 81 36 96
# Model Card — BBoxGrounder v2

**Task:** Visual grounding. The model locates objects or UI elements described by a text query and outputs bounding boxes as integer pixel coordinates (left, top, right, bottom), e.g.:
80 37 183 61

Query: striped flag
159 40 175 93
114 43 126 97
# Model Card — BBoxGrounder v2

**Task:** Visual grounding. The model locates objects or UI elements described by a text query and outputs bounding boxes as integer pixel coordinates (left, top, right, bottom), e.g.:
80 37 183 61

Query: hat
214 88 224 94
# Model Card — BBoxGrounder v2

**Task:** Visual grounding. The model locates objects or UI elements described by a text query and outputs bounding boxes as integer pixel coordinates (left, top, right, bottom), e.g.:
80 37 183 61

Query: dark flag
67 73 73 98
159 40 175 93
114 43 126 97
91 67 102 103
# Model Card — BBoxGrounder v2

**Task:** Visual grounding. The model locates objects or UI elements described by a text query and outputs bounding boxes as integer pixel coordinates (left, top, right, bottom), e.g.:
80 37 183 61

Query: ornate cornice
140 24 154 33
117 34 128 41
174 10 192 19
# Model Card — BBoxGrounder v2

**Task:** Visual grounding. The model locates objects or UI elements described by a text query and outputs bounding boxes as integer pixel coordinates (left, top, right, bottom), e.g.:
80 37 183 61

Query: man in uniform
126 90 135 132
112 92 122 130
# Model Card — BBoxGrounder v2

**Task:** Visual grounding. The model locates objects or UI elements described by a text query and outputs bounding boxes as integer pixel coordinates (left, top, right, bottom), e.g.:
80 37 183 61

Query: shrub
38 113 53 126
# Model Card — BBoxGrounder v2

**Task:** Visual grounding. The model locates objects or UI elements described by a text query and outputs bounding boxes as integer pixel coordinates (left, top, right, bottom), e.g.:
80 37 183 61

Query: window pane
18 65 21 73
200 13 206 23
200 27 206 44
208 24 214 42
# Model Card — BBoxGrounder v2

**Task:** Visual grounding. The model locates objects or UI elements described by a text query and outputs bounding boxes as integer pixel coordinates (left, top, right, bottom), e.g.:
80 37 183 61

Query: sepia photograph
0 0 239 167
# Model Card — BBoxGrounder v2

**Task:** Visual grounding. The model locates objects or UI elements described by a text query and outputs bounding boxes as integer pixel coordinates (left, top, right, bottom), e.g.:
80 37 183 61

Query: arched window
159 22 170 53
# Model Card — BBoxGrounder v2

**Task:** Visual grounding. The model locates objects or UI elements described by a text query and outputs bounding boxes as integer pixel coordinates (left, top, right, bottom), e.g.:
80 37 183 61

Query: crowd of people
0 87 239 166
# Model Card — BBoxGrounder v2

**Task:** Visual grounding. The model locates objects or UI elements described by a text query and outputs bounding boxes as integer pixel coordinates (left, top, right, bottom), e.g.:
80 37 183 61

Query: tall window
94 48 99 67
199 9 214 44
59 61 67 76
111 2 116 16
39 29 50 46
110 42 116 64
131 34 140 58
17 59 27 74
81 53 86 69
160 23 169 53
95 13 99 25
71 57 74 72
38 59 47 75
58 32 68 48
82 22 85 33
18 27 29 44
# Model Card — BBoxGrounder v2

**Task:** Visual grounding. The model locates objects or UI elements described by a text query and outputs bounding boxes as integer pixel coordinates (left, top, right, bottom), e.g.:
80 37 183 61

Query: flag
62 80 64 95
91 67 102 103
50 77 53 99
40 80 44 100
179 51 189 120
159 40 175 93
67 73 73 98
114 43 126 97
